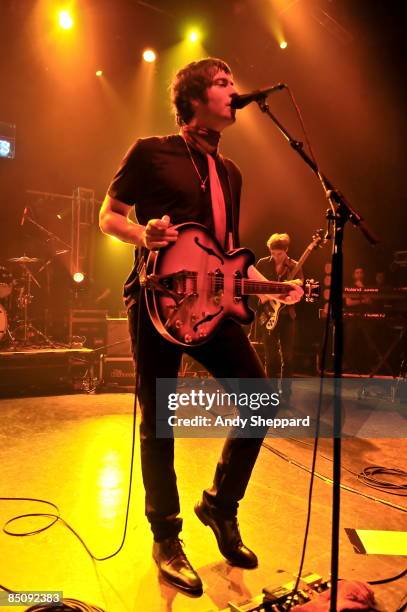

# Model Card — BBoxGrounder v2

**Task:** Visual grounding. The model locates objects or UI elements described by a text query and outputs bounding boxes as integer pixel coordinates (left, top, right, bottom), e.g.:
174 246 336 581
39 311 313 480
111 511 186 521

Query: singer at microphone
230 83 286 109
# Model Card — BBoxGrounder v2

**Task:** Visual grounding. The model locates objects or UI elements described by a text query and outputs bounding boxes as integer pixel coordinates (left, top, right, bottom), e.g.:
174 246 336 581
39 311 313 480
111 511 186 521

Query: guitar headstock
304 278 320 302
310 229 326 251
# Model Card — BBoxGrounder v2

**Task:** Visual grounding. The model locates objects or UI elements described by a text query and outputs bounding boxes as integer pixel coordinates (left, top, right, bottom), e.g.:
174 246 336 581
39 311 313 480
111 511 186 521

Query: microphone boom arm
256 98 379 245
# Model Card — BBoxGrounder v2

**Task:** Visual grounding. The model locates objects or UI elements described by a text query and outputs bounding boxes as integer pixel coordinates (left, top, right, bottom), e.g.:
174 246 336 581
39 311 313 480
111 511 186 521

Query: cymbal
8 256 40 263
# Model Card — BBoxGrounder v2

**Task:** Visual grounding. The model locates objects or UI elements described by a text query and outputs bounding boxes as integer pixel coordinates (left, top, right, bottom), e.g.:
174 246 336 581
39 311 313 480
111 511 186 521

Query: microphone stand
255 97 379 612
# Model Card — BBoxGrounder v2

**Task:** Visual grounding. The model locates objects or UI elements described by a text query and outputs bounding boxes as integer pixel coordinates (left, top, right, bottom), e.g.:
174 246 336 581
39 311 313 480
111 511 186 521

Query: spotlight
143 49 156 63
58 10 74 30
0 122 16 159
0 140 11 158
73 272 85 283
187 29 200 43
96 70 103 77
280 40 288 49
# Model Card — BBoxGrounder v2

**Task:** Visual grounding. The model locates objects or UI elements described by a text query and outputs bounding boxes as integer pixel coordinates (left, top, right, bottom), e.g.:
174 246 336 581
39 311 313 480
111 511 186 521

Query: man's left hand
276 280 304 305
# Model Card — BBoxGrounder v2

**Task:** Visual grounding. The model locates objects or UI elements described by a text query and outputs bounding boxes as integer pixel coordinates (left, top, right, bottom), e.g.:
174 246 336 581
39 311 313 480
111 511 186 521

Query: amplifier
103 357 135 389
179 354 210 377
69 309 107 349
106 317 132 357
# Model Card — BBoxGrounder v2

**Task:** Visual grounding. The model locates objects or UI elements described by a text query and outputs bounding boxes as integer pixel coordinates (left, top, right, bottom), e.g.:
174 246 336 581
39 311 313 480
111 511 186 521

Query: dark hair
171 58 232 126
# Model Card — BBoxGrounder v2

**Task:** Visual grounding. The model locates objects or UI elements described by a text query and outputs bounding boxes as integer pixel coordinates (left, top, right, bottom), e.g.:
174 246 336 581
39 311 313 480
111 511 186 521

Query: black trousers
261 314 296 396
128 295 270 541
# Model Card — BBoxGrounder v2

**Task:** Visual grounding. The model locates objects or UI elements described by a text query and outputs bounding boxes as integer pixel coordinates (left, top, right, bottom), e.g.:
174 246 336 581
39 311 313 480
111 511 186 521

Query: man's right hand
142 215 179 250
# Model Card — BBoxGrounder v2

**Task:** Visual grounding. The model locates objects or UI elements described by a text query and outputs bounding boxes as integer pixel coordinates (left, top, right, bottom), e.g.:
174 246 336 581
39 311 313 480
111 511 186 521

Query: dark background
1 0 406 328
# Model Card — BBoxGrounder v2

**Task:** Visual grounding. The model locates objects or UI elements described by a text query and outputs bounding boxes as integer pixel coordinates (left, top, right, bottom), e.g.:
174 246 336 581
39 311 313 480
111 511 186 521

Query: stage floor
0 393 405 611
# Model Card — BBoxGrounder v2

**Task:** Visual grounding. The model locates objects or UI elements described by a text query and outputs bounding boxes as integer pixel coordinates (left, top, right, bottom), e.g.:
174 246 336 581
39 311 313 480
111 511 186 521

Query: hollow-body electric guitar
259 230 325 332
144 222 318 347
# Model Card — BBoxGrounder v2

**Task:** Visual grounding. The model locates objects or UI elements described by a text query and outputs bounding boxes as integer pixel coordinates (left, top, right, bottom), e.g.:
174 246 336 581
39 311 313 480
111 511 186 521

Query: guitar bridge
146 270 197 302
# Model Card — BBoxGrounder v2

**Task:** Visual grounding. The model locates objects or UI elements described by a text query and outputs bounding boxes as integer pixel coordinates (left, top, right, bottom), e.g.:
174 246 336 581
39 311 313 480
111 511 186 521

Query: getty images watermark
166 388 310 430
156 378 313 438
155 377 406 438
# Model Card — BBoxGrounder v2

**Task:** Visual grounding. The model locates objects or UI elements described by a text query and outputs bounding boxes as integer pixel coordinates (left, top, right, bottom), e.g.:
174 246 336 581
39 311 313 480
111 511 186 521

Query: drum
0 266 13 298
0 304 7 342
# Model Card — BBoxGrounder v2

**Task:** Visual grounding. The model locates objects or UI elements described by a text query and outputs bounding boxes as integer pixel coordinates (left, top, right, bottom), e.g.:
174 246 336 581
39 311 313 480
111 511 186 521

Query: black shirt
107 134 242 306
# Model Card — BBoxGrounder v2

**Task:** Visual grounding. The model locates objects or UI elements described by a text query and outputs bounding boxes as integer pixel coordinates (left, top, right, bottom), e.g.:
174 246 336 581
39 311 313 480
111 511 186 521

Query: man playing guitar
257 233 304 402
99 58 302 596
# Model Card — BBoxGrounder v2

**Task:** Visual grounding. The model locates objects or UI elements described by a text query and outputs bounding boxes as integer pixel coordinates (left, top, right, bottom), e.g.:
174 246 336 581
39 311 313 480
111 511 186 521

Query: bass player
257 233 304 402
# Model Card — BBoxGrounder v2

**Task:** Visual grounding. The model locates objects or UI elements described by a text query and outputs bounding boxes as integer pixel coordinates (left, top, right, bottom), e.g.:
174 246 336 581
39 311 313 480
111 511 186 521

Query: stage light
143 49 156 63
280 40 288 49
73 272 85 283
187 29 201 43
0 122 16 159
58 10 74 30
96 70 103 77
0 140 11 158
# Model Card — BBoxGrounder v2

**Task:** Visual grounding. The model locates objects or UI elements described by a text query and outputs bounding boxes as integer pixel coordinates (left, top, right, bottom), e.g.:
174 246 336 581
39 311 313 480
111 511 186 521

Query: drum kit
0 256 56 348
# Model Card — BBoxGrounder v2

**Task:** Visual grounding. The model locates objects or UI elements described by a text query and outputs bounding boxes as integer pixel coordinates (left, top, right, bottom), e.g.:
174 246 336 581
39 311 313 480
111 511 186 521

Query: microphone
230 83 286 109
20 207 29 226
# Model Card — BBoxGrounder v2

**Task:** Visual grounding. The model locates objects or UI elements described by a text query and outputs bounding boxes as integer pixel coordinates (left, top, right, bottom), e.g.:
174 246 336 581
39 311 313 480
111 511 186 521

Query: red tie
207 154 227 247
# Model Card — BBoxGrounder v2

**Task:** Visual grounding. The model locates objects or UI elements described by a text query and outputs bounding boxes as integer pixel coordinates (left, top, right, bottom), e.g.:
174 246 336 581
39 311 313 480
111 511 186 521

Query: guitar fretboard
240 280 291 295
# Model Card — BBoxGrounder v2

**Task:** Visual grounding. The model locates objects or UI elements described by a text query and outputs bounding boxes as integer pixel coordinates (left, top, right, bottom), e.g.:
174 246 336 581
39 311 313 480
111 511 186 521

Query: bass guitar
144 222 318 347
259 229 325 332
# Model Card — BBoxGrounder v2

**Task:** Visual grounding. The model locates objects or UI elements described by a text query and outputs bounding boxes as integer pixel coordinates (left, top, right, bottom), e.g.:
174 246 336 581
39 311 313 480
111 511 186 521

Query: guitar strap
219 155 240 249
207 153 227 247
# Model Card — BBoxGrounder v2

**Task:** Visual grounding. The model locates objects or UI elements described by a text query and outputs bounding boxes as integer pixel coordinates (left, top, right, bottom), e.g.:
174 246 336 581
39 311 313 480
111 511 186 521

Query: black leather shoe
194 500 258 569
152 537 203 596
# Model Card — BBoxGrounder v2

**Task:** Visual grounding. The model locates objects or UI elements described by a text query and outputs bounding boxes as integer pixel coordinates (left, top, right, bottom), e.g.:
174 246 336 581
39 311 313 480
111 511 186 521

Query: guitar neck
288 248 312 280
241 279 292 295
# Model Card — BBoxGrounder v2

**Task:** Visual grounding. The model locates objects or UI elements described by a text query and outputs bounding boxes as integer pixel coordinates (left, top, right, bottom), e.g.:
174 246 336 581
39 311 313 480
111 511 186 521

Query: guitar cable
281 288 333 608
285 437 407 497
0 247 145 611
264 86 337 609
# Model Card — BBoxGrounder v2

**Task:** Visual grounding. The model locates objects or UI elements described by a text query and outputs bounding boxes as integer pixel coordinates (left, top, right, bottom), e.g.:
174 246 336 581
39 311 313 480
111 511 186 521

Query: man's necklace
183 138 209 192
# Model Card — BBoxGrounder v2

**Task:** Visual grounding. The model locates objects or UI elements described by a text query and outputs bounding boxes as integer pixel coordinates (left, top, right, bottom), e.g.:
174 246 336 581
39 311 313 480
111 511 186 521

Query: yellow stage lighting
96 70 103 77
58 10 73 30
143 49 157 63
73 272 85 283
280 40 288 49
187 29 201 43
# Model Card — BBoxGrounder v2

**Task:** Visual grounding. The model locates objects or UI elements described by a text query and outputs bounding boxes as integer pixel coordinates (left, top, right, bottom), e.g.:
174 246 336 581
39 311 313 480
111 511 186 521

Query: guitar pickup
146 274 182 302
146 270 198 298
